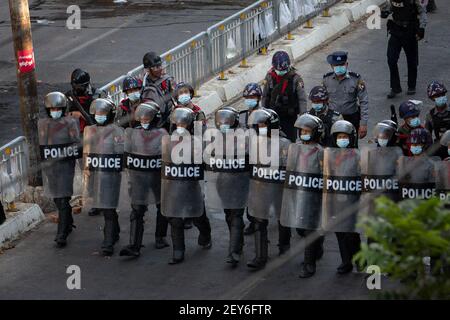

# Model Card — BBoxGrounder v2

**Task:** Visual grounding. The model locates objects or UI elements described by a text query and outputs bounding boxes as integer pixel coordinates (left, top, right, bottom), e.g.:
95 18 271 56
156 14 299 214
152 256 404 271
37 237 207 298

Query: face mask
378 138 389 147
336 138 350 148
408 117 420 128
275 69 288 76
50 110 62 119
176 127 187 134
245 99 258 109
448 148 450 156
300 134 311 141
435 96 448 108
128 92 141 103
333 65 347 76
410 145 423 155
95 115 107 125
312 103 324 112
259 127 268 136
220 124 230 133
141 123 150 130
178 93 191 105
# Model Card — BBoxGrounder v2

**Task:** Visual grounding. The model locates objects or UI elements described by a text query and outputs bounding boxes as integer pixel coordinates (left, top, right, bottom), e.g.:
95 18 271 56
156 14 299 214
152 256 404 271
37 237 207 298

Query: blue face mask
410 145 423 155
275 69 288 76
312 103 324 112
141 123 150 130
336 138 350 148
408 117 421 128
50 110 62 119
333 65 347 76
245 99 258 109
220 124 230 133
95 115 107 125
448 148 450 156
435 95 448 107
377 138 389 147
178 93 191 105
301 134 311 141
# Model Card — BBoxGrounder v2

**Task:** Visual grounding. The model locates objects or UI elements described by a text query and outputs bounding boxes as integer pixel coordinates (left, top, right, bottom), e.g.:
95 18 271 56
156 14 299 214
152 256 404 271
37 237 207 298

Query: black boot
168 218 185 264
155 204 169 249
247 220 268 270
54 197 74 248
244 221 256 235
194 209 212 249
387 89 402 99
299 231 321 278
225 209 244 266
119 207 144 257
336 232 353 274
278 221 291 255
112 210 120 244
102 210 116 256
316 235 325 260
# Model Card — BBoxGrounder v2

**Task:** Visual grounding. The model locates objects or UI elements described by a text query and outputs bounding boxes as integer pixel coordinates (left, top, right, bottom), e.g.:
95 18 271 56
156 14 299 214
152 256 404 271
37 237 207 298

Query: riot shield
398 156 436 200
247 136 291 220
38 116 81 198
280 143 324 230
82 124 124 209
360 146 403 216
435 161 450 202
161 134 205 218
322 148 361 232
204 131 250 209
124 127 167 206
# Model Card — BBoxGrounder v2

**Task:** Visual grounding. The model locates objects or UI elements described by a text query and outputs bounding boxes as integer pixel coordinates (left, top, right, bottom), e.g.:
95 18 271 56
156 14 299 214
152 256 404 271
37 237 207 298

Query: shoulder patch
323 71 334 78
357 79 366 91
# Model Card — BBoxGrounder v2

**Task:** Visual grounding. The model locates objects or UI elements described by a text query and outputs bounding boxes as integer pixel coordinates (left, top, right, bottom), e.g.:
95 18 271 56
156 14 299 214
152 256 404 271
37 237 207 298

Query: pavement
0 1 449 300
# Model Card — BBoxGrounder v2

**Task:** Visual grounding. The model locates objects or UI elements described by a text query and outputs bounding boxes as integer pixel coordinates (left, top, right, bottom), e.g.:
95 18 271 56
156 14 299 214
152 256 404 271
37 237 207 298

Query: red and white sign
17 49 35 73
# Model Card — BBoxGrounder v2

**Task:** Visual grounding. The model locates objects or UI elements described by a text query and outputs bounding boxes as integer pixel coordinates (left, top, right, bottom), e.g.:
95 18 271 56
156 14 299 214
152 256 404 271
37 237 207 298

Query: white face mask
378 138 388 147
128 92 141 103
95 114 107 125
50 110 62 119
301 134 311 141
220 124 230 133
259 127 268 136
336 138 350 148
176 127 187 134
141 123 150 130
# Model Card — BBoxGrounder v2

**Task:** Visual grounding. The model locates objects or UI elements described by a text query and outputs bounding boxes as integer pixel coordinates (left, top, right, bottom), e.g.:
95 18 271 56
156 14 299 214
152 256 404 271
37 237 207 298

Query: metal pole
8 0 41 186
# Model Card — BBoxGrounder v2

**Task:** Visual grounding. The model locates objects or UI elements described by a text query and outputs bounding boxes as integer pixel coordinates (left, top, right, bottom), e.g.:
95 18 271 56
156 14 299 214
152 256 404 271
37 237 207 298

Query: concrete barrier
194 0 387 116
0 203 45 248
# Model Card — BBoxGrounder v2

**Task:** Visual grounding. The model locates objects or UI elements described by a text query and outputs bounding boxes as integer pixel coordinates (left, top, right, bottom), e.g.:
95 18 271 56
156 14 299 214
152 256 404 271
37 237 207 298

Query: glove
380 10 390 19
417 28 425 40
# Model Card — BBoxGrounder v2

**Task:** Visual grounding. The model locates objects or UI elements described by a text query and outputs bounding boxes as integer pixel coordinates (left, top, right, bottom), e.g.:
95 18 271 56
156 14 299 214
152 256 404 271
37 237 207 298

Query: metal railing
100 0 341 106
0 136 29 204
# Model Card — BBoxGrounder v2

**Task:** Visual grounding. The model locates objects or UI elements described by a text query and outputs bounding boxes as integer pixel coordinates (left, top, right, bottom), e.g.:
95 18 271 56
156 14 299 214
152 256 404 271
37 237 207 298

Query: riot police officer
262 51 307 142
381 1 427 98
161 108 212 264
141 52 176 131
425 81 449 142
116 76 143 128
322 51 369 141
120 102 170 257
307 86 343 146
247 108 292 269
398 100 425 156
242 82 263 235
66 68 106 217
83 98 124 256
281 114 325 278
325 120 362 274
205 107 250 265
38 92 81 247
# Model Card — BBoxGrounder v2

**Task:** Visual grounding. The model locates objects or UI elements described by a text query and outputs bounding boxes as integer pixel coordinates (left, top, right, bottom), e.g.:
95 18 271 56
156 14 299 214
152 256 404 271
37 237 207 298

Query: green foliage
355 196 450 299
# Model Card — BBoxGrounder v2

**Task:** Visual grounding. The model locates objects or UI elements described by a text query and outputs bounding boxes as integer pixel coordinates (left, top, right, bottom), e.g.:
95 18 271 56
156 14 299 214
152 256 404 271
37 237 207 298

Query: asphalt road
0 0 253 145
0 1 449 300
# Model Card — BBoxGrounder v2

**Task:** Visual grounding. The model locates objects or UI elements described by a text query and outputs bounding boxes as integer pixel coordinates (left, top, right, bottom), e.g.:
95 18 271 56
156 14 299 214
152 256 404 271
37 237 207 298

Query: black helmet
399 100 420 119
309 86 329 102
410 128 432 149
175 82 195 99
71 69 91 95
294 114 324 142
215 107 240 130
247 108 280 136
143 52 162 68
122 76 142 93
330 120 357 148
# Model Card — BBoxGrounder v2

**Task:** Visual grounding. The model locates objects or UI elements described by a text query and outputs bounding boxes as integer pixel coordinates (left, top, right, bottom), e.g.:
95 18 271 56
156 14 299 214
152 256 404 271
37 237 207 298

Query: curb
194 0 387 116
0 203 45 249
